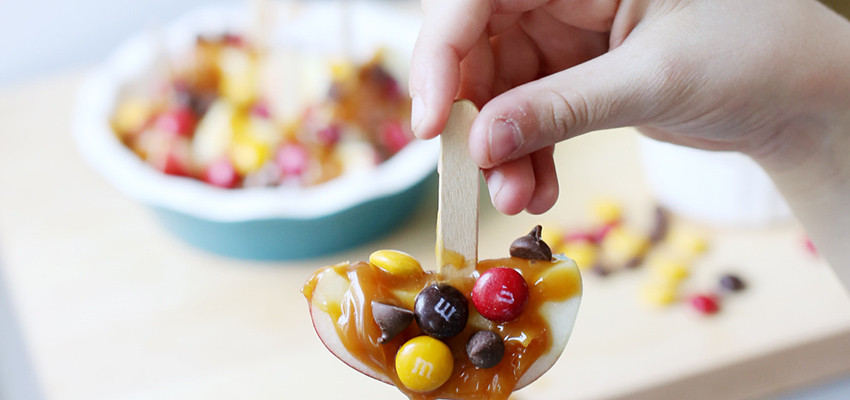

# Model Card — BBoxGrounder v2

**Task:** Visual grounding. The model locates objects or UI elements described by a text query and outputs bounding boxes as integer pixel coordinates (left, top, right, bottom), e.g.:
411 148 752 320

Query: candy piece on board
641 279 678 306
591 198 622 225
509 225 553 261
371 301 414 344
602 226 650 265
690 294 720 315
648 257 690 282
669 228 709 257
719 274 746 292
414 284 469 339
562 241 598 270
649 206 670 243
539 225 564 253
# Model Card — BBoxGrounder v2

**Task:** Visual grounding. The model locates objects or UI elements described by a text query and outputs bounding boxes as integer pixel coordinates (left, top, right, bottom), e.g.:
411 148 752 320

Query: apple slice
302 248 582 399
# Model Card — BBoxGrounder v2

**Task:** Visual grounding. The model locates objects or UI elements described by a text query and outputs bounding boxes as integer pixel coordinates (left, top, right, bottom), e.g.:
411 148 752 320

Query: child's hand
408 0 850 216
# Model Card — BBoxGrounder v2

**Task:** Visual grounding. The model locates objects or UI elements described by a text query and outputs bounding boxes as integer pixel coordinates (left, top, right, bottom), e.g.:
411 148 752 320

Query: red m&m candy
471 267 529 322
689 294 720 315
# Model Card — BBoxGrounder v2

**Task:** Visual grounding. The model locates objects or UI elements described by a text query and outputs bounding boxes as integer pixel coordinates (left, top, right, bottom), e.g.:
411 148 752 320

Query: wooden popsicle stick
437 100 480 274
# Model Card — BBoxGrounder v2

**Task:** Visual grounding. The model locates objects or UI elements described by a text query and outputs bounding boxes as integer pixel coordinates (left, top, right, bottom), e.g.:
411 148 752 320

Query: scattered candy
689 294 720 315
669 228 709 257
471 267 529 322
543 200 748 318
510 225 552 261
561 240 598 270
539 226 564 253
414 284 469 339
590 223 617 244
602 226 649 265
395 336 454 392
641 279 678 306
369 250 423 278
648 257 690 283
803 235 818 256
649 206 670 243
591 198 622 225
719 274 746 292
371 301 414 344
591 264 610 277
466 330 505 369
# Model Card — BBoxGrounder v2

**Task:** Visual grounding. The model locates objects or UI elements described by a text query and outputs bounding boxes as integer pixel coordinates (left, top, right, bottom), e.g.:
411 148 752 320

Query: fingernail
411 94 424 135
486 170 504 206
488 118 521 162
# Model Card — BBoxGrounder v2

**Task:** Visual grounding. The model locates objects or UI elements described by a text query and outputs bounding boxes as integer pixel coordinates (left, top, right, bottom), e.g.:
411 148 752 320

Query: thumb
468 44 671 168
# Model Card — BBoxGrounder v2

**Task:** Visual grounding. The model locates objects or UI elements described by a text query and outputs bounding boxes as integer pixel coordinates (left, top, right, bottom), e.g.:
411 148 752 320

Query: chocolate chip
466 330 505 369
649 206 670 243
371 301 414 344
719 274 746 292
414 284 469 339
510 225 553 261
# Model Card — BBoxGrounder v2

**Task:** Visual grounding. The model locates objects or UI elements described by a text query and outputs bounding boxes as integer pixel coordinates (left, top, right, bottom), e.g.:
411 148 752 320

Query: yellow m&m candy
395 336 453 392
641 280 678 307
370 250 424 278
591 198 622 224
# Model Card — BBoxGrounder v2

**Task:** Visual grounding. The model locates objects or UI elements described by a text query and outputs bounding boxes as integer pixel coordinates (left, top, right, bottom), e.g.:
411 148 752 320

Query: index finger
409 0 492 139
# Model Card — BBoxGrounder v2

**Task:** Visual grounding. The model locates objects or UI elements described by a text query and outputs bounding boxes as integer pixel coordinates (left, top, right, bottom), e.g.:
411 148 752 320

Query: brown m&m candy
414 284 469 339
719 273 746 292
371 301 414 344
510 225 553 261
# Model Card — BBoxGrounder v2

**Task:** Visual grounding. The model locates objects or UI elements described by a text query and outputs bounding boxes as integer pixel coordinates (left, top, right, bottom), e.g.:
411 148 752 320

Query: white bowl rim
73 2 437 222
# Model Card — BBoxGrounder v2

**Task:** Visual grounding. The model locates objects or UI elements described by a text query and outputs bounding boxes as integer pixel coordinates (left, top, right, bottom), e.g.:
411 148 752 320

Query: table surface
2 71 850 400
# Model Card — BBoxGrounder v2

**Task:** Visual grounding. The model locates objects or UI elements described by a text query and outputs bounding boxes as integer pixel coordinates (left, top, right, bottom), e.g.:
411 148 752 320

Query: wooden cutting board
1 71 849 400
